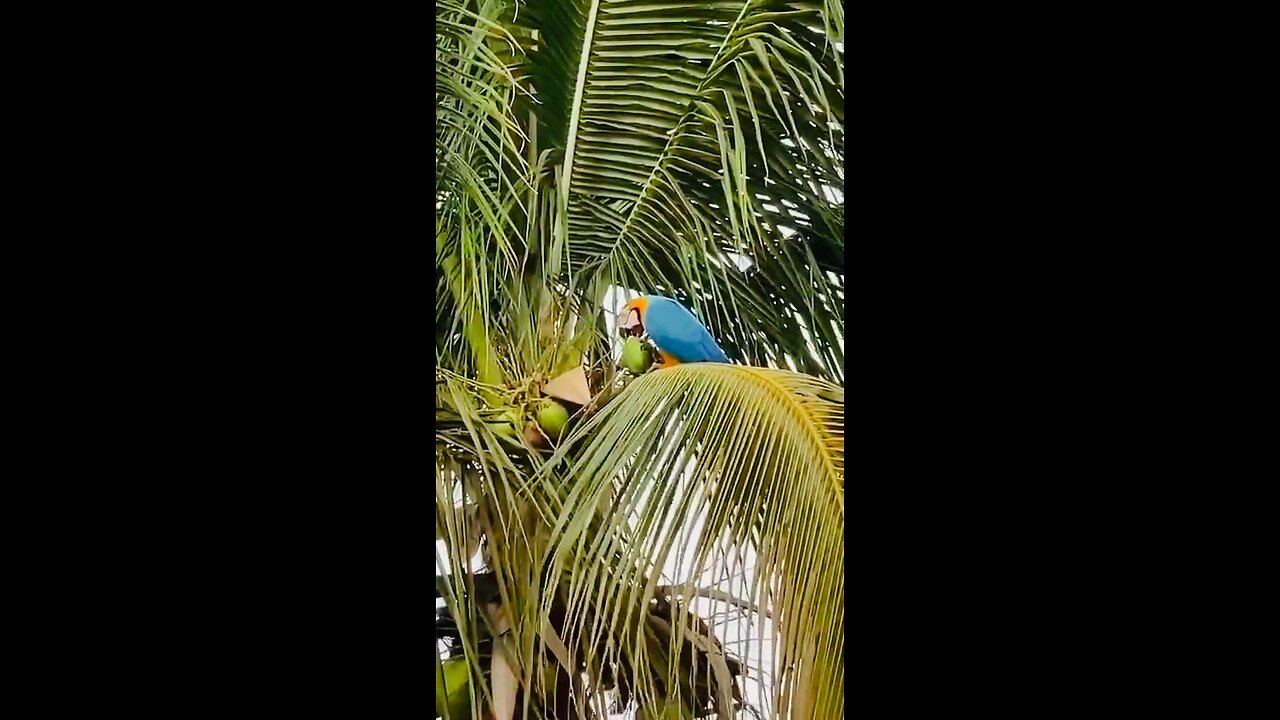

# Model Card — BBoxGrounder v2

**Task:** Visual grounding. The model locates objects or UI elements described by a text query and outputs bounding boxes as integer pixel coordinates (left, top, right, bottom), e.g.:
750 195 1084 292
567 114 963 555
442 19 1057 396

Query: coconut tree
436 0 844 717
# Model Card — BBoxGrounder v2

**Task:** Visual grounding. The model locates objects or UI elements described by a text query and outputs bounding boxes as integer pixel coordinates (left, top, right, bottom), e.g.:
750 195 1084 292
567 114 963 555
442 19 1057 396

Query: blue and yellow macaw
617 295 730 367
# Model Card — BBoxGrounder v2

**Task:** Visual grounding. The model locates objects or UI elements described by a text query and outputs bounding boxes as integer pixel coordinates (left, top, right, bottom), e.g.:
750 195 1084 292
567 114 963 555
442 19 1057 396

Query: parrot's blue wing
643 296 730 363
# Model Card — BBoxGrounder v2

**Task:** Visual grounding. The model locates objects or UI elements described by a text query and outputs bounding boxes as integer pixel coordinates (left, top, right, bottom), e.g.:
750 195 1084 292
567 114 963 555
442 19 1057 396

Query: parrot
617 295 730 367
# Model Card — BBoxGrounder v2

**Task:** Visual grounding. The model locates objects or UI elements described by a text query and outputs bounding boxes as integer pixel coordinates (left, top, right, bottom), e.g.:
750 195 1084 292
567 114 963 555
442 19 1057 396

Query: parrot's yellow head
617 296 649 338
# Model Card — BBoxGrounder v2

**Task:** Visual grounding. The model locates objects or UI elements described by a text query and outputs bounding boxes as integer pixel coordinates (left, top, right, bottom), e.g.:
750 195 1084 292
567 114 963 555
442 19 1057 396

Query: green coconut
622 336 654 374
435 657 472 718
537 399 570 439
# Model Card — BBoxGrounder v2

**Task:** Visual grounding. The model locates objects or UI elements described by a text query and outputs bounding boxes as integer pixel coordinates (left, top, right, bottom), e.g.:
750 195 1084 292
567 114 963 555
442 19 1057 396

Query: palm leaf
493 0 844 382
538 363 844 718
519 0 843 379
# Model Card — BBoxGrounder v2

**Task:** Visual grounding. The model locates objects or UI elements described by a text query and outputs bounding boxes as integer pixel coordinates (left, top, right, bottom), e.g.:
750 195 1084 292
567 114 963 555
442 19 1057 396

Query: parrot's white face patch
619 308 644 337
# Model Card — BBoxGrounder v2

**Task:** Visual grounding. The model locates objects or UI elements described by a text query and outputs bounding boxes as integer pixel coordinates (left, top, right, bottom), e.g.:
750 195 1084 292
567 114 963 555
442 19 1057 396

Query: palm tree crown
437 0 844 717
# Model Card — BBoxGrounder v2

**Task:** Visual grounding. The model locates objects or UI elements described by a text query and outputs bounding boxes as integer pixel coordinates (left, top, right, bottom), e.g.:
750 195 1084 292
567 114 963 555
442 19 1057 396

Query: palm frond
538 363 844 718
517 0 845 379
437 0 538 384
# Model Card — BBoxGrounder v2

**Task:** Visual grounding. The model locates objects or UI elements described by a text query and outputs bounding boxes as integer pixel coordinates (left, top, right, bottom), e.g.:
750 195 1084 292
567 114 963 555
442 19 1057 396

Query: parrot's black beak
618 308 643 338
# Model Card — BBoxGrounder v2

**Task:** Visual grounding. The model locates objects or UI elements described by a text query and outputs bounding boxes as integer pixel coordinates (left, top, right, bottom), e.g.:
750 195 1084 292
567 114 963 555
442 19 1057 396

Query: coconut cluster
524 339 655 446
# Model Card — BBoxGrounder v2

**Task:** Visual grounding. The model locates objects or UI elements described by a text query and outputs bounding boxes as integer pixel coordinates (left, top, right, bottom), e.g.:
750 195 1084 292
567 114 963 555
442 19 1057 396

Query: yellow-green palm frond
537 363 844 718
437 0 540 384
